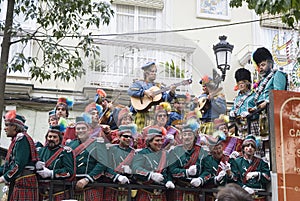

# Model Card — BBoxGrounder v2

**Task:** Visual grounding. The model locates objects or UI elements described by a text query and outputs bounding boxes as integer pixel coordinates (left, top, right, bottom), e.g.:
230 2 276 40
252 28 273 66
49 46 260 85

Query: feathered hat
85 102 102 114
4 110 26 129
213 115 229 130
55 97 73 118
94 88 107 104
48 109 56 117
47 117 68 141
118 124 137 136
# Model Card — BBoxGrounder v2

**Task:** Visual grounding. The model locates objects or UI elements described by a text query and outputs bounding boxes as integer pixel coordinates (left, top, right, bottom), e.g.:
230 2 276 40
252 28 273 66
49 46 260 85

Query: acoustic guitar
131 79 192 111
198 87 223 114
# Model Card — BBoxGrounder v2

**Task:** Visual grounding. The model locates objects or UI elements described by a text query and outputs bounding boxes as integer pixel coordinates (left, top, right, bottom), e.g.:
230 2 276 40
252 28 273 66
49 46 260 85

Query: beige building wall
165 0 255 101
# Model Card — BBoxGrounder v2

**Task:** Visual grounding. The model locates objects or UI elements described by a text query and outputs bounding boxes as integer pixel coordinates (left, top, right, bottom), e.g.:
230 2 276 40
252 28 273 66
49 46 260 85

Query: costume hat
252 47 273 65
48 110 56 117
118 124 137 136
242 134 257 149
213 118 227 130
94 88 107 104
115 107 132 127
182 123 199 136
4 110 26 129
48 117 67 134
235 68 251 83
199 75 212 85
85 102 102 114
146 126 163 141
141 61 155 70
75 116 90 125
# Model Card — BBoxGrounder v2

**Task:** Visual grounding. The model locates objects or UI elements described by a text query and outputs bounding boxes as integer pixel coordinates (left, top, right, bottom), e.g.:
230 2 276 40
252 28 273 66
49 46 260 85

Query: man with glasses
105 124 136 201
128 62 177 132
231 135 270 200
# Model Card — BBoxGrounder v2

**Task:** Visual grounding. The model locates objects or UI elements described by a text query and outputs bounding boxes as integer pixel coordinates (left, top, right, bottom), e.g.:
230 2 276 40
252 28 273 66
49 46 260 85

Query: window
115 4 159 41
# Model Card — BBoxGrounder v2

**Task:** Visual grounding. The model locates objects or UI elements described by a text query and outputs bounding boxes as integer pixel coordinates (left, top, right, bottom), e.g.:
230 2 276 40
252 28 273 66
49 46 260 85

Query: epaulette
63 146 72 153
16 133 25 141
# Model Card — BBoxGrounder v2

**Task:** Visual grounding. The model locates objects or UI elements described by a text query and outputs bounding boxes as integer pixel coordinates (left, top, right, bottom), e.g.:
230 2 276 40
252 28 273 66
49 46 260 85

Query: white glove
117 175 130 184
165 181 175 189
219 161 231 172
241 111 249 118
186 165 197 176
229 151 240 159
229 111 236 117
166 134 174 142
35 161 45 170
122 165 132 174
215 170 226 182
150 172 164 183
37 167 53 179
246 171 259 181
190 178 203 187
244 186 255 194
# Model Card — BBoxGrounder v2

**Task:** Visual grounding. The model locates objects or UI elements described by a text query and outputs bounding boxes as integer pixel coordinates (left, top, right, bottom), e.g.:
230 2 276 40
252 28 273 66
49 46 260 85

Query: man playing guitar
191 75 226 135
128 62 177 132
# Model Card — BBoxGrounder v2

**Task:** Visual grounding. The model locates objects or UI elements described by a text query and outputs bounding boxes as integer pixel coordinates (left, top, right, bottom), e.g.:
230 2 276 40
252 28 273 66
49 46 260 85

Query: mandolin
131 79 192 111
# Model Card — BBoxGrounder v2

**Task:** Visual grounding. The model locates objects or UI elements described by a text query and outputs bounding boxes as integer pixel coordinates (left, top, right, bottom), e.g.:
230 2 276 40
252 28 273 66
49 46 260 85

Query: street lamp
213 35 234 81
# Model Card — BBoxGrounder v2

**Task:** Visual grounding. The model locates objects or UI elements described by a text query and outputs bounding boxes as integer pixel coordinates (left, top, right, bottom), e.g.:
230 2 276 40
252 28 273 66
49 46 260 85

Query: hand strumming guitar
144 89 155 99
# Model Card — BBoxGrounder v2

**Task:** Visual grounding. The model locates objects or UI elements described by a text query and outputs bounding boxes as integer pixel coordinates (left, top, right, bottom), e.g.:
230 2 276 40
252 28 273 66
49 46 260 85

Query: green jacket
200 154 235 187
231 156 271 189
132 147 170 184
68 138 107 182
105 145 135 180
168 144 207 184
0 133 36 182
38 145 74 179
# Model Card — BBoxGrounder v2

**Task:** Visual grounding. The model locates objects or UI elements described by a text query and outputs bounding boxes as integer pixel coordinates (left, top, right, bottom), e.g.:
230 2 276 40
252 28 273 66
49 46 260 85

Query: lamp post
213 35 234 81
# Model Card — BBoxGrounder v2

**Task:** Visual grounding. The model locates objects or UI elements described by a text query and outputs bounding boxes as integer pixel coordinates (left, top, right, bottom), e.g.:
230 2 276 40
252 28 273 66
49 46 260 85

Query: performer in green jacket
105 124 137 201
168 122 208 201
132 126 174 201
0 110 39 201
68 116 129 201
36 124 75 201
231 135 270 200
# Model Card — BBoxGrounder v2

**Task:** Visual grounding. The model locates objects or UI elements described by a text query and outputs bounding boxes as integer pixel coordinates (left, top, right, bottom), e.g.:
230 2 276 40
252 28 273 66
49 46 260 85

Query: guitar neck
153 82 183 96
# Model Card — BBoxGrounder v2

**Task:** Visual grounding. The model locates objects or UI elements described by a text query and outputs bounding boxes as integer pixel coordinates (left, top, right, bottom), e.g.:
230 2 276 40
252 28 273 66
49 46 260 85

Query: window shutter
112 0 164 10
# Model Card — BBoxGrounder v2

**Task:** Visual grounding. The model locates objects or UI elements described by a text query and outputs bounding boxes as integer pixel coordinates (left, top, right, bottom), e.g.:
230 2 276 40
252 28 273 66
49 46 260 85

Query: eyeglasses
245 143 255 148
121 135 133 139
157 114 167 118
